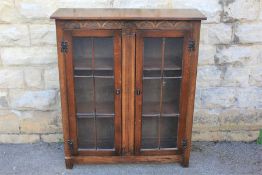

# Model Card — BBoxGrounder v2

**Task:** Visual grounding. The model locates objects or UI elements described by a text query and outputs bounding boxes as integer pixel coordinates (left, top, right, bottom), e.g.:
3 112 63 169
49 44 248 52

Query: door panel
135 30 190 155
65 30 121 156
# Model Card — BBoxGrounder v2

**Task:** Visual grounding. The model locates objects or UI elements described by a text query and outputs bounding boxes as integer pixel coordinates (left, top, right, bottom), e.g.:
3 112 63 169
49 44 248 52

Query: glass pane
142 79 161 115
143 38 162 71
78 118 95 149
73 38 92 69
141 116 158 149
165 38 183 69
162 78 181 115
160 117 178 148
141 37 183 150
73 36 115 151
94 37 114 70
95 78 114 114
96 117 114 149
74 77 94 114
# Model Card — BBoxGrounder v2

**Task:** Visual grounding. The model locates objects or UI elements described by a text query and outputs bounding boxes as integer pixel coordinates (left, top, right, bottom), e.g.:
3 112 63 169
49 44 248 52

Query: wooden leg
65 159 73 169
181 156 189 168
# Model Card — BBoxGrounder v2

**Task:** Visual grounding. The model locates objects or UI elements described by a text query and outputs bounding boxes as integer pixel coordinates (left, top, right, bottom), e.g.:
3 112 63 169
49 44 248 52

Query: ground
0 142 261 175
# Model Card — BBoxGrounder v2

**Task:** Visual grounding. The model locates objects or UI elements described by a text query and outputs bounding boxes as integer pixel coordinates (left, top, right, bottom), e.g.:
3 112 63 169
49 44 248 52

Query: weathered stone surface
44 66 59 89
221 0 260 22
206 23 232 44
0 134 39 143
197 66 221 87
235 22 262 44
1 47 57 66
237 88 262 108
172 0 221 23
9 90 57 110
219 109 262 131
15 0 57 21
0 25 30 46
221 66 249 87
249 67 262 86
0 111 20 133
0 69 24 88
192 131 259 142
0 90 8 109
192 131 221 141
41 133 63 142
57 0 110 8
198 44 216 65
221 131 259 142
193 109 220 131
0 0 20 23
29 24 56 46
201 88 237 108
24 68 43 88
15 110 61 134
215 45 260 66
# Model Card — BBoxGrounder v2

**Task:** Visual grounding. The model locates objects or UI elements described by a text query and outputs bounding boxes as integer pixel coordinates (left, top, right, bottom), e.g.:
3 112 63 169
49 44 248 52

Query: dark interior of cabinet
73 37 115 150
141 37 183 150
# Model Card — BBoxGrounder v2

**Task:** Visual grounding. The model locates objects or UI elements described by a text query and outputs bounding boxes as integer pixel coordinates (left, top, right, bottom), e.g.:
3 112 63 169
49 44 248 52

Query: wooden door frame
63 29 122 156
134 30 191 156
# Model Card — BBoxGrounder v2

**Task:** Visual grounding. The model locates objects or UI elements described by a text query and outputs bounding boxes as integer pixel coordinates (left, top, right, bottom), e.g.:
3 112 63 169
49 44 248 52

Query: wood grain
51 8 206 20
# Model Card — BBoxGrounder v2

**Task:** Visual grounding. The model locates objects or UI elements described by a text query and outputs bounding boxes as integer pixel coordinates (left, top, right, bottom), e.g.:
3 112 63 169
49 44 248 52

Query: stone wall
0 0 261 143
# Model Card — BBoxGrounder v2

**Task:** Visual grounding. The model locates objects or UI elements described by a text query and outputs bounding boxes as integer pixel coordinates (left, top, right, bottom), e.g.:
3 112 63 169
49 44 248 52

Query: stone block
0 68 24 88
197 66 221 87
221 0 260 22
172 0 221 23
215 45 260 66
57 0 110 8
193 109 220 131
249 67 262 86
0 110 20 133
221 66 249 87
29 24 56 46
201 87 237 108
219 109 262 131
0 134 39 143
9 90 57 110
44 66 59 89
41 133 63 142
15 110 61 134
15 0 57 21
0 90 8 109
0 25 30 46
206 23 232 44
0 0 20 23
24 68 43 88
237 88 262 108
198 44 216 65
235 22 262 44
1 47 57 66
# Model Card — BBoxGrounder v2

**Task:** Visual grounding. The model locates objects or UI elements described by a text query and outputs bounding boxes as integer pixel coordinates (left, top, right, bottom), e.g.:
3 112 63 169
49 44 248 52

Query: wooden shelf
76 102 115 116
144 58 182 70
74 57 114 70
142 102 179 116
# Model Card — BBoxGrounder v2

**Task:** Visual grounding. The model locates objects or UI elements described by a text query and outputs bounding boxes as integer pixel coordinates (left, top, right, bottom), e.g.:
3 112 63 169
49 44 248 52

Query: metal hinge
67 140 74 155
188 40 195 52
61 41 68 53
182 139 187 151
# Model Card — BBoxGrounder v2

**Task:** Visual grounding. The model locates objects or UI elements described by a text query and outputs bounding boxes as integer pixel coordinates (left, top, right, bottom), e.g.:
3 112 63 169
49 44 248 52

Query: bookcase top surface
51 8 207 21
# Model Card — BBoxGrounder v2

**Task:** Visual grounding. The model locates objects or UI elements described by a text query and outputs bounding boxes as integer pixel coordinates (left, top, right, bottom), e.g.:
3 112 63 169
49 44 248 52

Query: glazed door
64 30 121 156
135 30 190 155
